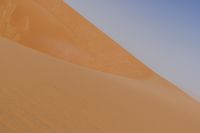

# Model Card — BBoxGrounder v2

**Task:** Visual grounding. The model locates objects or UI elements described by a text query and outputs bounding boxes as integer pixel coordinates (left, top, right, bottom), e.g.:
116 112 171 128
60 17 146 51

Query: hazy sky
66 0 200 100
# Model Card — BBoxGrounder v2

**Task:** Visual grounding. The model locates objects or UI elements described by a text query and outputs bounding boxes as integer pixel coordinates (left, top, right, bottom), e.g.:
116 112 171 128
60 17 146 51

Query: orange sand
0 37 200 132
0 0 153 79
0 0 200 132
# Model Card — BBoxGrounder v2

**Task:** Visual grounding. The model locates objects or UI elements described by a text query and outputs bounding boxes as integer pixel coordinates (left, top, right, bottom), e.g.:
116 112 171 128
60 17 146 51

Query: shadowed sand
0 37 200 132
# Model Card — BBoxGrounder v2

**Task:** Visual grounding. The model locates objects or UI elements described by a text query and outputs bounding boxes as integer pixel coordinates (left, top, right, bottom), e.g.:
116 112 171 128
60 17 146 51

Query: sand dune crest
0 0 154 79
0 0 200 132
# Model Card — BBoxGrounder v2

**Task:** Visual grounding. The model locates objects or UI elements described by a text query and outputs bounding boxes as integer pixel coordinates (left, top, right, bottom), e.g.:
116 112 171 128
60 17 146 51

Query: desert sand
0 0 200 132
1 37 200 132
0 0 153 79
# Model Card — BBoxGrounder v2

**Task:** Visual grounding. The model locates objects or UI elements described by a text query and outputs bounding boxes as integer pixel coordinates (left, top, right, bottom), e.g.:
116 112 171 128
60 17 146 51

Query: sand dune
1 0 200 132
0 0 195 98
0 37 200 132
0 0 185 93
0 0 154 79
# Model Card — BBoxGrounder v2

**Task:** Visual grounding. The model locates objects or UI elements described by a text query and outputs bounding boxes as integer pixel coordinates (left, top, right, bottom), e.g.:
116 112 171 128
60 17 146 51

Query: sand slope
0 0 186 95
1 0 200 132
0 37 200 132
0 0 153 79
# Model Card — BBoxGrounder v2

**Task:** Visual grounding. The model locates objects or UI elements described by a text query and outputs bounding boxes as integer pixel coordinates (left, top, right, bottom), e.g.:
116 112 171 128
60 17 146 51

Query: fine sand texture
0 37 200 132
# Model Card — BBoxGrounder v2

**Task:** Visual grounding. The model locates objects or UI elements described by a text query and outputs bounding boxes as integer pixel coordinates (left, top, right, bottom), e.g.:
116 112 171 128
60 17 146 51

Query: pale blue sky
65 0 200 100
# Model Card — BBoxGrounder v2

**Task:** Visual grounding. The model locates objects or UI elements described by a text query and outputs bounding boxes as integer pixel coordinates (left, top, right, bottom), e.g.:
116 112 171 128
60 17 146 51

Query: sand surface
0 37 200 132
0 0 154 79
0 0 185 91
0 0 200 132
